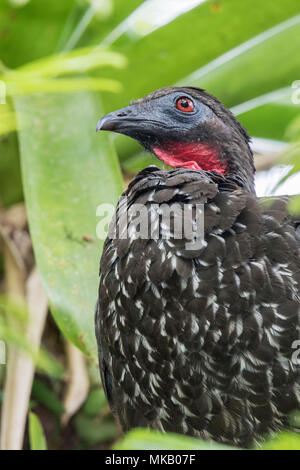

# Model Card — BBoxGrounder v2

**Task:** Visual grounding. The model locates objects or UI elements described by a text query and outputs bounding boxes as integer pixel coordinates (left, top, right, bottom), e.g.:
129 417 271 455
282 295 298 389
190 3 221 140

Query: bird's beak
96 106 140 134
96 103 164 142
96 111 123 132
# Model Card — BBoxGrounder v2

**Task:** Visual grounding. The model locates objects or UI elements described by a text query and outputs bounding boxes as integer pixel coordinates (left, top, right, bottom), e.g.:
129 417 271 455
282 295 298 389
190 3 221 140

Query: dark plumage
95 87 300 447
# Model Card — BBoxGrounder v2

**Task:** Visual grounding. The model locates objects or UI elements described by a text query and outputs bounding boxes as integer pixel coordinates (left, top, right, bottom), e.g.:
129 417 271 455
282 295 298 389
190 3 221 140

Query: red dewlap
153 142 227 174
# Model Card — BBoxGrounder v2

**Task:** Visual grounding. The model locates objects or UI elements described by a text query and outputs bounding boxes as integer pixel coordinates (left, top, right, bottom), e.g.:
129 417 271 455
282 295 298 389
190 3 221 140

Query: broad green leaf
114 428 236 450
96 0 300 162
0 103 17 135
13 47 126 78
233 88 300 142
181 13 300 108
6 77 122 96
1 46 126 97
28 412 47 450
0 113 17 135
14 91 123 360
99 0 300 112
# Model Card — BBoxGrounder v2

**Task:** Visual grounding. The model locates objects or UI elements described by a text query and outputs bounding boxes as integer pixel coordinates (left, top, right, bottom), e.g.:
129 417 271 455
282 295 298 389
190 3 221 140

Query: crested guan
95 87 300 447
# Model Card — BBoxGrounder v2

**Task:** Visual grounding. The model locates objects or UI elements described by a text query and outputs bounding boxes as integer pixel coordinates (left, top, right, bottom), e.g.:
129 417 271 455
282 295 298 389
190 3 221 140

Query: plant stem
63 4 96 52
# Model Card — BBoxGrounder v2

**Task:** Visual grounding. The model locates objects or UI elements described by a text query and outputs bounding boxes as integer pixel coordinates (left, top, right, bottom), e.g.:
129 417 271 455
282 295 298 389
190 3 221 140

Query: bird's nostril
116 112 128 117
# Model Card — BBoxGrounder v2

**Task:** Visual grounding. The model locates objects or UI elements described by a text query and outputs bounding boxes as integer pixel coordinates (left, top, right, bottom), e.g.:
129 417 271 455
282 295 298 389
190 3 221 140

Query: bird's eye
176 97 194 113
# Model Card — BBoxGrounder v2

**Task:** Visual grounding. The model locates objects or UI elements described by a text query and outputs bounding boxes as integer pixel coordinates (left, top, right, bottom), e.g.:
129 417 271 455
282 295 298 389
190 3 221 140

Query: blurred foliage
83 389 107 417
31 379 65 416
234 88 300 142
274 115 300 205
99 0 300 110
0 103 17 135
114 427 300 450
74 414 117 447
0 0 80 68
259 432 300 451
285 114 300 142
0 296 64 378
0 0 300 451
74 386 116 447
0 133 23 207
288 195 300 215
28 412 47 450
1 47 125 97
114 428 236 450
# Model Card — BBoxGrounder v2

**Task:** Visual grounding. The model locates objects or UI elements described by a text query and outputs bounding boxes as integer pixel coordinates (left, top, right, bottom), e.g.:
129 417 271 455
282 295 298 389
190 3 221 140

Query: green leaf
28 412 47 450
232 88 300 141
0 103 17 135
0 296 64 378
74 414 117 445
14 91 123 360
288 194 300 216
0 0 143 69
181 12 300 109
122 150 173 174
96 0 300 162
6 77 122 96
99 0 300 112
31 379 65 416
0 0 78 68
114 429 237 450
83 389 107 417
78 0 145 49
285 114 300 142
0 321 64 378
122 151 161 173
1 46 126 97
259 432 300 450
272 141 300 188
0 133 23 207
14 47 126 78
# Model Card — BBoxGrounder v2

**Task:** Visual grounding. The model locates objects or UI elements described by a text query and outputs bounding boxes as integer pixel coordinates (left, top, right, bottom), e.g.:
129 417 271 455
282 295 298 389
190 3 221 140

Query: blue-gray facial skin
96 91 218 148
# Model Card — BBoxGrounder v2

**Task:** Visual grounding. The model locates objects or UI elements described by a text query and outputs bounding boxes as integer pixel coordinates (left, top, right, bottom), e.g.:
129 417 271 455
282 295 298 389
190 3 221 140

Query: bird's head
97 87 255 194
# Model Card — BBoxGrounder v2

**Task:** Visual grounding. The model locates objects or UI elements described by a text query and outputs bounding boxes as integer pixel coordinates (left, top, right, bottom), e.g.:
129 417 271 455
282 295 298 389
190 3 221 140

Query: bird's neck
152 141 256 195
152 142 227 174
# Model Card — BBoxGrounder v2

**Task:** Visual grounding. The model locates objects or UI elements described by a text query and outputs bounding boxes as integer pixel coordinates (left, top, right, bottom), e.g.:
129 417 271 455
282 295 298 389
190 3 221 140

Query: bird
95 87 300 448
